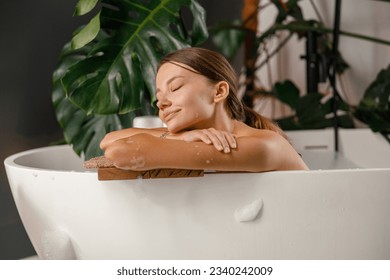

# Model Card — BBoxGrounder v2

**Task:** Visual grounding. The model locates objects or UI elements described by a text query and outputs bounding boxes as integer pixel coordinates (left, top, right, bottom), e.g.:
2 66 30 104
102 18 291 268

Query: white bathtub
4 128 390 259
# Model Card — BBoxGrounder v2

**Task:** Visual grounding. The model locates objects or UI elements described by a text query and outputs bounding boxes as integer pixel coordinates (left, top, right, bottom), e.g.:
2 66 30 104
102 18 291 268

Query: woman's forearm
100 127 166 150
104 133 278 172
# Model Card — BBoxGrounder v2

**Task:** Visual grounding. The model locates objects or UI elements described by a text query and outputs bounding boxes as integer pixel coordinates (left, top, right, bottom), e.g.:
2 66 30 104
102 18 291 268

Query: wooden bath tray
97 167 204 180
84 156 204 181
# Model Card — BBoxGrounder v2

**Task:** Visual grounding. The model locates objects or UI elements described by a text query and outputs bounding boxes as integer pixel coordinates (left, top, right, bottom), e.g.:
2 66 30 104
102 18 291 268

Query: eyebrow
156 75 185 93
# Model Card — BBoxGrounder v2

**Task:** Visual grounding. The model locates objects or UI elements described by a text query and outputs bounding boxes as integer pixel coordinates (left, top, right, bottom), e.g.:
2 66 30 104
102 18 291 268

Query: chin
166 120 190 134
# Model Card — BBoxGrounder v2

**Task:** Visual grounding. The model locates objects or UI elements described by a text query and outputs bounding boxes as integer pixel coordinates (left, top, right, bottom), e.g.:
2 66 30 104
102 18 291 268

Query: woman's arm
100 127 166 150
103 131 308 172
101 127 238 154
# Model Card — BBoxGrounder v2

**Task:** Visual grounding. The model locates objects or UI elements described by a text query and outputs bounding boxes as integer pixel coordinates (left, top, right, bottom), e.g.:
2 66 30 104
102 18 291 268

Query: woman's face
156 62 217 133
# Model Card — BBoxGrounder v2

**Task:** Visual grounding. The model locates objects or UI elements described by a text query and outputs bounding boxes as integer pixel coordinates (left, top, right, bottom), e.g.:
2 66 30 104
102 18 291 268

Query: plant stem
255 33 293 71
340 30 390 46
260 23 390 46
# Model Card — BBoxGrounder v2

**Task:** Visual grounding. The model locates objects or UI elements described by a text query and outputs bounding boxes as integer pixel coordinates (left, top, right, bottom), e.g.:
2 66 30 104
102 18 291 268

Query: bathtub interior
12 146 85 172
287 128 390 170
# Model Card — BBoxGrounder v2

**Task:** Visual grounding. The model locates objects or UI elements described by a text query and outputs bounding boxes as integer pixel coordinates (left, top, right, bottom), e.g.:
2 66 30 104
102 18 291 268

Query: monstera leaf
61 0 208 115
53 35 135 159
52 0 208 159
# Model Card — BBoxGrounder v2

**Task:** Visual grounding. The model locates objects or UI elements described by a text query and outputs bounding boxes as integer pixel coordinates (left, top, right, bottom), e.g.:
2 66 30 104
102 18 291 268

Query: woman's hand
179 128 237 153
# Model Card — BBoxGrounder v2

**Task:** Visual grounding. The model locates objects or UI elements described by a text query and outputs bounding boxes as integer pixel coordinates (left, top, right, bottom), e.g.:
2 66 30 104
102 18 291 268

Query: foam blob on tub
234 198 263 222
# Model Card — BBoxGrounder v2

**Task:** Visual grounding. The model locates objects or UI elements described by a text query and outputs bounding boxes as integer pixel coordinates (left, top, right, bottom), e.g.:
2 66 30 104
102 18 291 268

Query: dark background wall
0 0 242 259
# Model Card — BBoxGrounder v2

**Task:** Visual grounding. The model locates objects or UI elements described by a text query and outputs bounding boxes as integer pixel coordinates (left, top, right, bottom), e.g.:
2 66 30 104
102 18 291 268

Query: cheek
158 110 165 123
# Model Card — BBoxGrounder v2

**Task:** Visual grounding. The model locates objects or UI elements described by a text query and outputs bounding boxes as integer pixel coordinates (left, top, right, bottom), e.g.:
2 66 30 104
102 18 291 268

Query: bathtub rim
4 144 390 175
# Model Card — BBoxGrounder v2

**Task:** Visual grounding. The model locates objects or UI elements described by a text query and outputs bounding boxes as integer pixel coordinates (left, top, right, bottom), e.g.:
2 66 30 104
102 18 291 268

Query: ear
213 81 229 103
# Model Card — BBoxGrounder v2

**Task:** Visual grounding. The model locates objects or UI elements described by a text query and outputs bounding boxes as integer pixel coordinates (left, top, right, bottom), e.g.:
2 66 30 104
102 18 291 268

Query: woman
100 47 309 172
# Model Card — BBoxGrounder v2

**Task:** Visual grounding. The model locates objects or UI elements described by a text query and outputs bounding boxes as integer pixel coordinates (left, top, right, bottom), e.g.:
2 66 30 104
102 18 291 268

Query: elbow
100 131 116 151
100 134 109 151
104 141 130 169
104 134 152 170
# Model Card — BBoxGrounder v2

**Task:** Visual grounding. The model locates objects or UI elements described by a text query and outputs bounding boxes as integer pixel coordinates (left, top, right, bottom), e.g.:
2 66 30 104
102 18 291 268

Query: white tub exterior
4 129 390 259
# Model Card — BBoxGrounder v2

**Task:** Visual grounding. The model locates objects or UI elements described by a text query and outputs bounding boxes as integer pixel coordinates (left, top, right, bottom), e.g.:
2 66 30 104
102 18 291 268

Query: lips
163 109 180 121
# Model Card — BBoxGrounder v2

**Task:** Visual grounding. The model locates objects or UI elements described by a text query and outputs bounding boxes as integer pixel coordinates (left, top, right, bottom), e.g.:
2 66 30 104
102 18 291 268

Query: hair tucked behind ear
226 86 287 139
159 47 287 139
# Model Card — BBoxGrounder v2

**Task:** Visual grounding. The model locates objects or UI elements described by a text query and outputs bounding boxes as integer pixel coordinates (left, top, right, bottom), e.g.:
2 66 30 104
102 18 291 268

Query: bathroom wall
0 0 242 259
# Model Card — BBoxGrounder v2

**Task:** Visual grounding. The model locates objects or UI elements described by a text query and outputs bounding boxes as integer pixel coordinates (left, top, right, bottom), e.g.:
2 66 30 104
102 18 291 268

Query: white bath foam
40 229 77 260
131 174 147 198
234 198 263 222
129 156 146 169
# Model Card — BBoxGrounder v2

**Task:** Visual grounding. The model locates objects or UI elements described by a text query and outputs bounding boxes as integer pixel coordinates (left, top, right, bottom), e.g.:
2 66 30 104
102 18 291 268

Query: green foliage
211 19 245 60
274 80 354 130
52 0 208 159
74 0 100 16
71 11 101 49
355 64 390 133
273 80 300 109
62 0 208 115
52 34 135 160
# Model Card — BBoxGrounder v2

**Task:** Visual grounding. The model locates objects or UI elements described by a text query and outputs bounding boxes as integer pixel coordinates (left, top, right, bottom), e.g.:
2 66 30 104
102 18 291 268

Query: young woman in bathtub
100 47 309 172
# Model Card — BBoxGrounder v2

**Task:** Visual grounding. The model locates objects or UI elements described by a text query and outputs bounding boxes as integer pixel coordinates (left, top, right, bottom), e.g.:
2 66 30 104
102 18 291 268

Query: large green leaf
62 0 208 115
74 0 100 16
53 36 135 160
273 80 300 109
71 11 101 49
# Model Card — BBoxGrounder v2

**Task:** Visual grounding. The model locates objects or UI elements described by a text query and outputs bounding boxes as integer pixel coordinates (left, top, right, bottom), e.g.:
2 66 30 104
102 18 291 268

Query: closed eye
171 84 183 92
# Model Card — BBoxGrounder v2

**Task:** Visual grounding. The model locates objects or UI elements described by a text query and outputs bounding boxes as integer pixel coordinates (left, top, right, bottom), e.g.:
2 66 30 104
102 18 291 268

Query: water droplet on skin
130 156 145 169
196 152 200 156
206 160 210 164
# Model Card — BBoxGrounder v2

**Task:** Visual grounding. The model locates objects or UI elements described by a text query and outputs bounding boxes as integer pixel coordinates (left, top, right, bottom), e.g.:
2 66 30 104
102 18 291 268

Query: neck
195 105 236 132
213 112 236 132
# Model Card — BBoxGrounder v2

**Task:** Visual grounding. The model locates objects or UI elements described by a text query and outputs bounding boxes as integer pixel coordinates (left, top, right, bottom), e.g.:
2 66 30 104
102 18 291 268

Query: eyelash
171 85 183 92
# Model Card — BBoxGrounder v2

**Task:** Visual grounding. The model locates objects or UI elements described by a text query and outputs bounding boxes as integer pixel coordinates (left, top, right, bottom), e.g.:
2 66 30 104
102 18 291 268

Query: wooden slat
98 167 204 181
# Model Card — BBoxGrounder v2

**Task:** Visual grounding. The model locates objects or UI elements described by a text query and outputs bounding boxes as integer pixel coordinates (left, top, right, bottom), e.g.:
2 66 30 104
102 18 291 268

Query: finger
198 133 212 145
202 129 223 151
224 132 237 149
206 129 231 153
214 130 231 153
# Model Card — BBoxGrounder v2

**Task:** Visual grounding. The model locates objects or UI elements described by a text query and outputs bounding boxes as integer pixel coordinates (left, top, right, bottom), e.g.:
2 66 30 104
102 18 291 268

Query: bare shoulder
234 122 309 170
235 121 283 140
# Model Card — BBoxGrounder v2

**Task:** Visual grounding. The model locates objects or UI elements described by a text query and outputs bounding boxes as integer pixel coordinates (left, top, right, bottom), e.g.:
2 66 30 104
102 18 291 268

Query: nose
156 95 172 111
